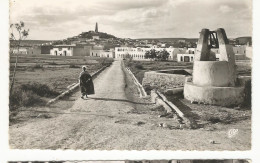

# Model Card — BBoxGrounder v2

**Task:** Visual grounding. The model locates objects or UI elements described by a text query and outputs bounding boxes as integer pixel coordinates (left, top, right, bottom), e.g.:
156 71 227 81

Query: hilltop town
10 22 252 62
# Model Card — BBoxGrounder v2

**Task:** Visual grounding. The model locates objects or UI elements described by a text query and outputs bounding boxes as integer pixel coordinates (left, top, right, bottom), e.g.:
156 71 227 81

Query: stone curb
125 67 147 98
151 90 185 118
46 65 109 105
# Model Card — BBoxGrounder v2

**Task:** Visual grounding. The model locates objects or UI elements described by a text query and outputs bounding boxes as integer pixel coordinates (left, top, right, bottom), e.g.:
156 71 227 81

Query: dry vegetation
9 54 113 121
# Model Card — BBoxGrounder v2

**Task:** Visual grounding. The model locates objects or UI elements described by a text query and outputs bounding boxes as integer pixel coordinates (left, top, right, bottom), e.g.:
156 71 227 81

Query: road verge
46 65 110 105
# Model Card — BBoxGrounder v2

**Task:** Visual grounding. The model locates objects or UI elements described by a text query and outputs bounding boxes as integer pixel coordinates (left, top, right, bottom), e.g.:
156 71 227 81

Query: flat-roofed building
50 45 75 56
115 47 182 60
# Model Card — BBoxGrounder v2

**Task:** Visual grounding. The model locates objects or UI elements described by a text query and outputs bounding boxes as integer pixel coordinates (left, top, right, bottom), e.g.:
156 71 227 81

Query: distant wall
41 45 53 54
73 47 87 56
28 47 41 55
84 46 92 56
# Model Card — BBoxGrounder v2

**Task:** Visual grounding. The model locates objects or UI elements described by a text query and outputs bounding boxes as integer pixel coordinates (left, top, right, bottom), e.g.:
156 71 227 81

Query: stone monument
184 28 249 106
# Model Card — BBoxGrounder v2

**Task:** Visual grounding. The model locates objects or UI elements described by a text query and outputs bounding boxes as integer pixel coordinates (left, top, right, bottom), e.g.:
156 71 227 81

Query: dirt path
9 60 251 150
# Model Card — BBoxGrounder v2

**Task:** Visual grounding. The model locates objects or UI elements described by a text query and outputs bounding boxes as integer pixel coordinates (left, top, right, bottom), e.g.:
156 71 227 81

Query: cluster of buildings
115 46 195 61
177 43 252 62
10 23 252 62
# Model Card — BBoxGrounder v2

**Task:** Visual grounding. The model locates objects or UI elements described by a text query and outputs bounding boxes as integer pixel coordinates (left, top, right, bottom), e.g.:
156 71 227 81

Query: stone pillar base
184 82 245 107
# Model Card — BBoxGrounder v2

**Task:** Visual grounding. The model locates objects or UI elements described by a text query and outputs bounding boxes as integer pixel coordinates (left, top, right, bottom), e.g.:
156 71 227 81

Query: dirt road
9 60 250 150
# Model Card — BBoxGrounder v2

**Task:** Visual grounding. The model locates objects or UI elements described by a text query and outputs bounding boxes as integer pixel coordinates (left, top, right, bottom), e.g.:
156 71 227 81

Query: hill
79 31 116 39
10 40 55 46
137 38 198 43
137 36 252 45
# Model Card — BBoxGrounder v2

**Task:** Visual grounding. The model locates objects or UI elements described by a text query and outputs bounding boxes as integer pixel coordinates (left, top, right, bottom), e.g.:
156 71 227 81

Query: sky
9 0 252 40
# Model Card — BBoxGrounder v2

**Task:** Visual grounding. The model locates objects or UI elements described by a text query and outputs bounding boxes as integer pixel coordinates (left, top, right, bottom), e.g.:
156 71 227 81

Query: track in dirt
9 60 251 150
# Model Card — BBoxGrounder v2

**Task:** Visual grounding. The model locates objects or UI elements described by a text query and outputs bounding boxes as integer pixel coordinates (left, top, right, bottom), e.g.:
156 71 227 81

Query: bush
135 64 144 70
20 83 59 97
143 85 154 95
9 89 43 111
9 83 59 111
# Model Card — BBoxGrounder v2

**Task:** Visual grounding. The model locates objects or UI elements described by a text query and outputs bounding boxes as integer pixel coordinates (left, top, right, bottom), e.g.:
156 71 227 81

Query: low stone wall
142 69 191 90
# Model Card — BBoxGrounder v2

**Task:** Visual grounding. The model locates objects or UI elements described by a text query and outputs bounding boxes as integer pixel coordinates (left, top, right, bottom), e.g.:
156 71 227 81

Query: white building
50 45 75 56
90 49 115 58
92 36 100 40
176 48 196 62
177 45 251 62
115 47 184 60
12 47 29 54
177 54 194 62
90 49 102 57
100 49 115 58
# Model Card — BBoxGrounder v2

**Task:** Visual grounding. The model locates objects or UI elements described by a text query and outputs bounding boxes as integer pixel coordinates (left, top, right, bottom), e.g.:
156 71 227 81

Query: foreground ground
9 60 250 150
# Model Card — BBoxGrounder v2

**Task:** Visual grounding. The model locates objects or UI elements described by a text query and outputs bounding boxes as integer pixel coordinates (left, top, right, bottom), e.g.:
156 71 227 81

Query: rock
159 123 163 127
162 123 168 128
210 140 216 144
135 121 145 126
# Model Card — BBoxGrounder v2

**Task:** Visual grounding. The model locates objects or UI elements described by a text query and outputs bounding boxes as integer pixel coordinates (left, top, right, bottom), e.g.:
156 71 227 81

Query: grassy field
9 54 113 111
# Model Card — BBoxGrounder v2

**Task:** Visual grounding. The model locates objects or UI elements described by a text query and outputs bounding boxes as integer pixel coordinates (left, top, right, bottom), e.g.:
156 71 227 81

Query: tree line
144 49 170 61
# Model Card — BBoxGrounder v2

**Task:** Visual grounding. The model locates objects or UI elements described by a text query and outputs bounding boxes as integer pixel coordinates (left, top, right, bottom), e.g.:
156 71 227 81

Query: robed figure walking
79 66 95 99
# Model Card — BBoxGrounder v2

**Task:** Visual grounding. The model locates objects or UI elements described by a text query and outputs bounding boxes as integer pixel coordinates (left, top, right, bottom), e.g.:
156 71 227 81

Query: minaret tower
95 22 98 33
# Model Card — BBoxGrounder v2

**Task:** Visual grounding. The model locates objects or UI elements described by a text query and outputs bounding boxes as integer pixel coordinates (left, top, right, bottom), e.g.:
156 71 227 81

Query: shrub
124 59 133 67
20 83 59 97
9 83 59 111
9 89 43 111
135 64 144 70
143 85 154 95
